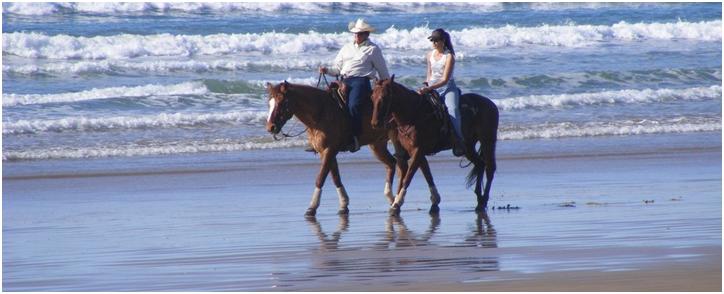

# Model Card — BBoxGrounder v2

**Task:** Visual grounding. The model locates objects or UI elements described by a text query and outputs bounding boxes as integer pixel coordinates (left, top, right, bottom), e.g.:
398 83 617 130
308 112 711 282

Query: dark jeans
343 76 371 138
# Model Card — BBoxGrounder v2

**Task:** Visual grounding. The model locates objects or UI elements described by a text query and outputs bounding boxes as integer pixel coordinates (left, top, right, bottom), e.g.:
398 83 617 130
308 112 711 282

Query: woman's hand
418 86 430 95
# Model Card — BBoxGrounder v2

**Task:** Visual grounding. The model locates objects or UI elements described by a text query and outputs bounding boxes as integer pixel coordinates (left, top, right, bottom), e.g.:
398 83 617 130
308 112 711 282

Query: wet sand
3 133 722 291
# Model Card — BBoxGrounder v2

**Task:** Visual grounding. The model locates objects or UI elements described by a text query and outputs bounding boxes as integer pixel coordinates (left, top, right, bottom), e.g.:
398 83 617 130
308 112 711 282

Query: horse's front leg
390 149 422 216
327 152 350 215
418 156 441 214
306 149 333 217
369 141 396 205
391 135 409 197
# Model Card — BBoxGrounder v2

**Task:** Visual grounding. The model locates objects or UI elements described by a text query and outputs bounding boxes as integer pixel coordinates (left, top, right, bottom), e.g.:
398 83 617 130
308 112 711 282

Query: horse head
370 74 396 129
266 80 294 134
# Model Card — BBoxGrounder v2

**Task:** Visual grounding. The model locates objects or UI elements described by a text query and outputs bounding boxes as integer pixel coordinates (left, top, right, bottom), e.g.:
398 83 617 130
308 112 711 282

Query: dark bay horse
266 81 403 216
370 76 499 215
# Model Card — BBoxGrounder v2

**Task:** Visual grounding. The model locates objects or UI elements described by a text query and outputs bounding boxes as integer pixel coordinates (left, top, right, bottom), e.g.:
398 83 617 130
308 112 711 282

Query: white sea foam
496 85 722 110
500 116 721 140
2 138 309 161
4 116 718 161
3 81 210 106
2 2 505 16
2 54 428 75
4 21 720 60
3 111 268 135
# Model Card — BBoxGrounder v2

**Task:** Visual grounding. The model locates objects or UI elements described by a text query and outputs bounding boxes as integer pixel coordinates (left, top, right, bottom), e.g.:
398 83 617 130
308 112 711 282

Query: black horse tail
465 144 485 188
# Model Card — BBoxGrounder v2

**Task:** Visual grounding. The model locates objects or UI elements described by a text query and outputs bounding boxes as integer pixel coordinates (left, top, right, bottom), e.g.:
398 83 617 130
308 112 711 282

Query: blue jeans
343 77 371 137
439 80 462 139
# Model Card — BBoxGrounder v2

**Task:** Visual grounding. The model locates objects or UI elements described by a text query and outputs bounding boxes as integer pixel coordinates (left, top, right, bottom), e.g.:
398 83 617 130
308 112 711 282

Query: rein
273 123 308 141
316 72 330 88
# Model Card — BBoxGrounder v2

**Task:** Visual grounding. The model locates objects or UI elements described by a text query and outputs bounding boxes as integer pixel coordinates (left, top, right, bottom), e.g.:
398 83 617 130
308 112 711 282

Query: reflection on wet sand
297 213 500 288
306 214 349 251
377 214 440 249
461 212 498 249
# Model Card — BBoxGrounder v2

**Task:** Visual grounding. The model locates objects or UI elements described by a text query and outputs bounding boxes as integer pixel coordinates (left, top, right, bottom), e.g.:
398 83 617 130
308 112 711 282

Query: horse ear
266 82 273 92
390 74 395 82
280 80 289 93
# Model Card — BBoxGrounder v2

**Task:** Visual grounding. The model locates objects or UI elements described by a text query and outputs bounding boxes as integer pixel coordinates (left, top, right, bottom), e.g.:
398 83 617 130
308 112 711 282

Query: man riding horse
319 18 391 153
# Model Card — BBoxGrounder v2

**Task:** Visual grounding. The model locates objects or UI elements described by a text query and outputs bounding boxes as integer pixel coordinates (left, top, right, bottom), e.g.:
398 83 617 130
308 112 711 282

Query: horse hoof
389 205 401 216
337 208 349 215
305 208 317 217
429 204 440 215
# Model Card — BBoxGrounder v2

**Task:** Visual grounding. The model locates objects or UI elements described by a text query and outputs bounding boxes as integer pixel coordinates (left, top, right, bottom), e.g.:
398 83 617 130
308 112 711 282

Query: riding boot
348 136 360 153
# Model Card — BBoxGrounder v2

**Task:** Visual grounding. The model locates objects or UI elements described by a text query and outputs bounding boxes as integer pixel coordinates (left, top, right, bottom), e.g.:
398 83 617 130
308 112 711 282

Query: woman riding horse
371 76 499 215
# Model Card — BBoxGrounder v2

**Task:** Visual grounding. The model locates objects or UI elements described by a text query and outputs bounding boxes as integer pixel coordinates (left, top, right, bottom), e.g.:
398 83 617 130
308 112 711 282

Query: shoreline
3 132 721 291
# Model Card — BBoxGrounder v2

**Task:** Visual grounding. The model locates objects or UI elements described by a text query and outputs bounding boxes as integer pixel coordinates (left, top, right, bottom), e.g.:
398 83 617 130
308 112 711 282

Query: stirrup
348 136 360 153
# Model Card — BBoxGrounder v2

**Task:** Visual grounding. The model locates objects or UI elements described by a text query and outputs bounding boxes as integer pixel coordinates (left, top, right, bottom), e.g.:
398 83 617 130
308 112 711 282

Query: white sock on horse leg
336 186 349 208
394 188 407 206
384 182 394 203
310 187 322 209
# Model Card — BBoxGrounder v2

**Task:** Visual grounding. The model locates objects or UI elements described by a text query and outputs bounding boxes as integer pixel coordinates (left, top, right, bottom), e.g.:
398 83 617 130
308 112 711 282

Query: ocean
2 2 722 168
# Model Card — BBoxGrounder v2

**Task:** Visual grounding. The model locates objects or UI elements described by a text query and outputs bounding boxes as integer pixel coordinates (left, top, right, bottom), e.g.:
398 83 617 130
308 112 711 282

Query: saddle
425 90 477 153
422 90 456 154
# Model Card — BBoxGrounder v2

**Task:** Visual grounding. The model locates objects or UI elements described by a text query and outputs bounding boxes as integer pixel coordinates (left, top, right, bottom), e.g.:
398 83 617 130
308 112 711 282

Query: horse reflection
306 214 349 251
378 214 440 249
301 213 500 287
462 211 497 248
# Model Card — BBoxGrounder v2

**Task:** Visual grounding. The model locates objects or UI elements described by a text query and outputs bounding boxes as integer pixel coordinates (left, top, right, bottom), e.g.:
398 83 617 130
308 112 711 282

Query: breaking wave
500 116 721 140
3 111 268 135
496 85 722 110
4 21 720 60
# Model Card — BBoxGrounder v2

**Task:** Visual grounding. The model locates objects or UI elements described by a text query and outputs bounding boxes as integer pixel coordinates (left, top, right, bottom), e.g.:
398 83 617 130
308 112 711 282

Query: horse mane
389 80 419 98
385 79 425 106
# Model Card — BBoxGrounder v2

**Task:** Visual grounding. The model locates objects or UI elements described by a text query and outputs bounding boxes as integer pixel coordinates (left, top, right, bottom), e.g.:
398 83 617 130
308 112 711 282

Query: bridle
374 82 394 127
269 89 307 141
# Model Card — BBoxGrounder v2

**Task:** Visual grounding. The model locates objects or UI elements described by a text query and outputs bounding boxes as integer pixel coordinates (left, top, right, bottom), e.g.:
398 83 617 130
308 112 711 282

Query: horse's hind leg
419 156 441 214
482 140 497 207
369 142 396 205
476 140 496 211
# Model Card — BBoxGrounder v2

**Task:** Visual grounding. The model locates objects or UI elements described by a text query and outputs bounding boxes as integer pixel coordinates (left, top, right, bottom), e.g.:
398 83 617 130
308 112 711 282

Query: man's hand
319 67 328 74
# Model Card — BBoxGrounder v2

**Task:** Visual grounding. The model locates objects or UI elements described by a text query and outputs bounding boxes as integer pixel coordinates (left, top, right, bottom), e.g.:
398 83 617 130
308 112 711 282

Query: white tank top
429 50 452 86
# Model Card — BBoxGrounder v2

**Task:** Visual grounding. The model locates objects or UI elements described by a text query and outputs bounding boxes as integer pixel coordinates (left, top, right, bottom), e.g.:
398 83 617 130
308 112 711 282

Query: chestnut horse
371 76 499 215
266 81 404 217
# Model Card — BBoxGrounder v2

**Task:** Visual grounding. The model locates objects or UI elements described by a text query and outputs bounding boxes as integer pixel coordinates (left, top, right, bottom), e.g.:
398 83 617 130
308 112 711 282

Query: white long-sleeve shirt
327 40 390 80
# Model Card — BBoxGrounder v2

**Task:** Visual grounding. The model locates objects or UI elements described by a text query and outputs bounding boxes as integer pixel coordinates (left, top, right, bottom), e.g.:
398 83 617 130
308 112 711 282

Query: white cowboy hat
348 18 375 33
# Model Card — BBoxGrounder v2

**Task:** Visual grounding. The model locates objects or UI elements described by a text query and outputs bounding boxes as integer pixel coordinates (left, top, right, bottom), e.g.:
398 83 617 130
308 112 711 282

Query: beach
2 2 721 291
4 132 721 291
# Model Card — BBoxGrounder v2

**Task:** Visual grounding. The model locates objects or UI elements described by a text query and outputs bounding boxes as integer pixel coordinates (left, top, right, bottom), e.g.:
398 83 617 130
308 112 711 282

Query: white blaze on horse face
267 98 277 124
